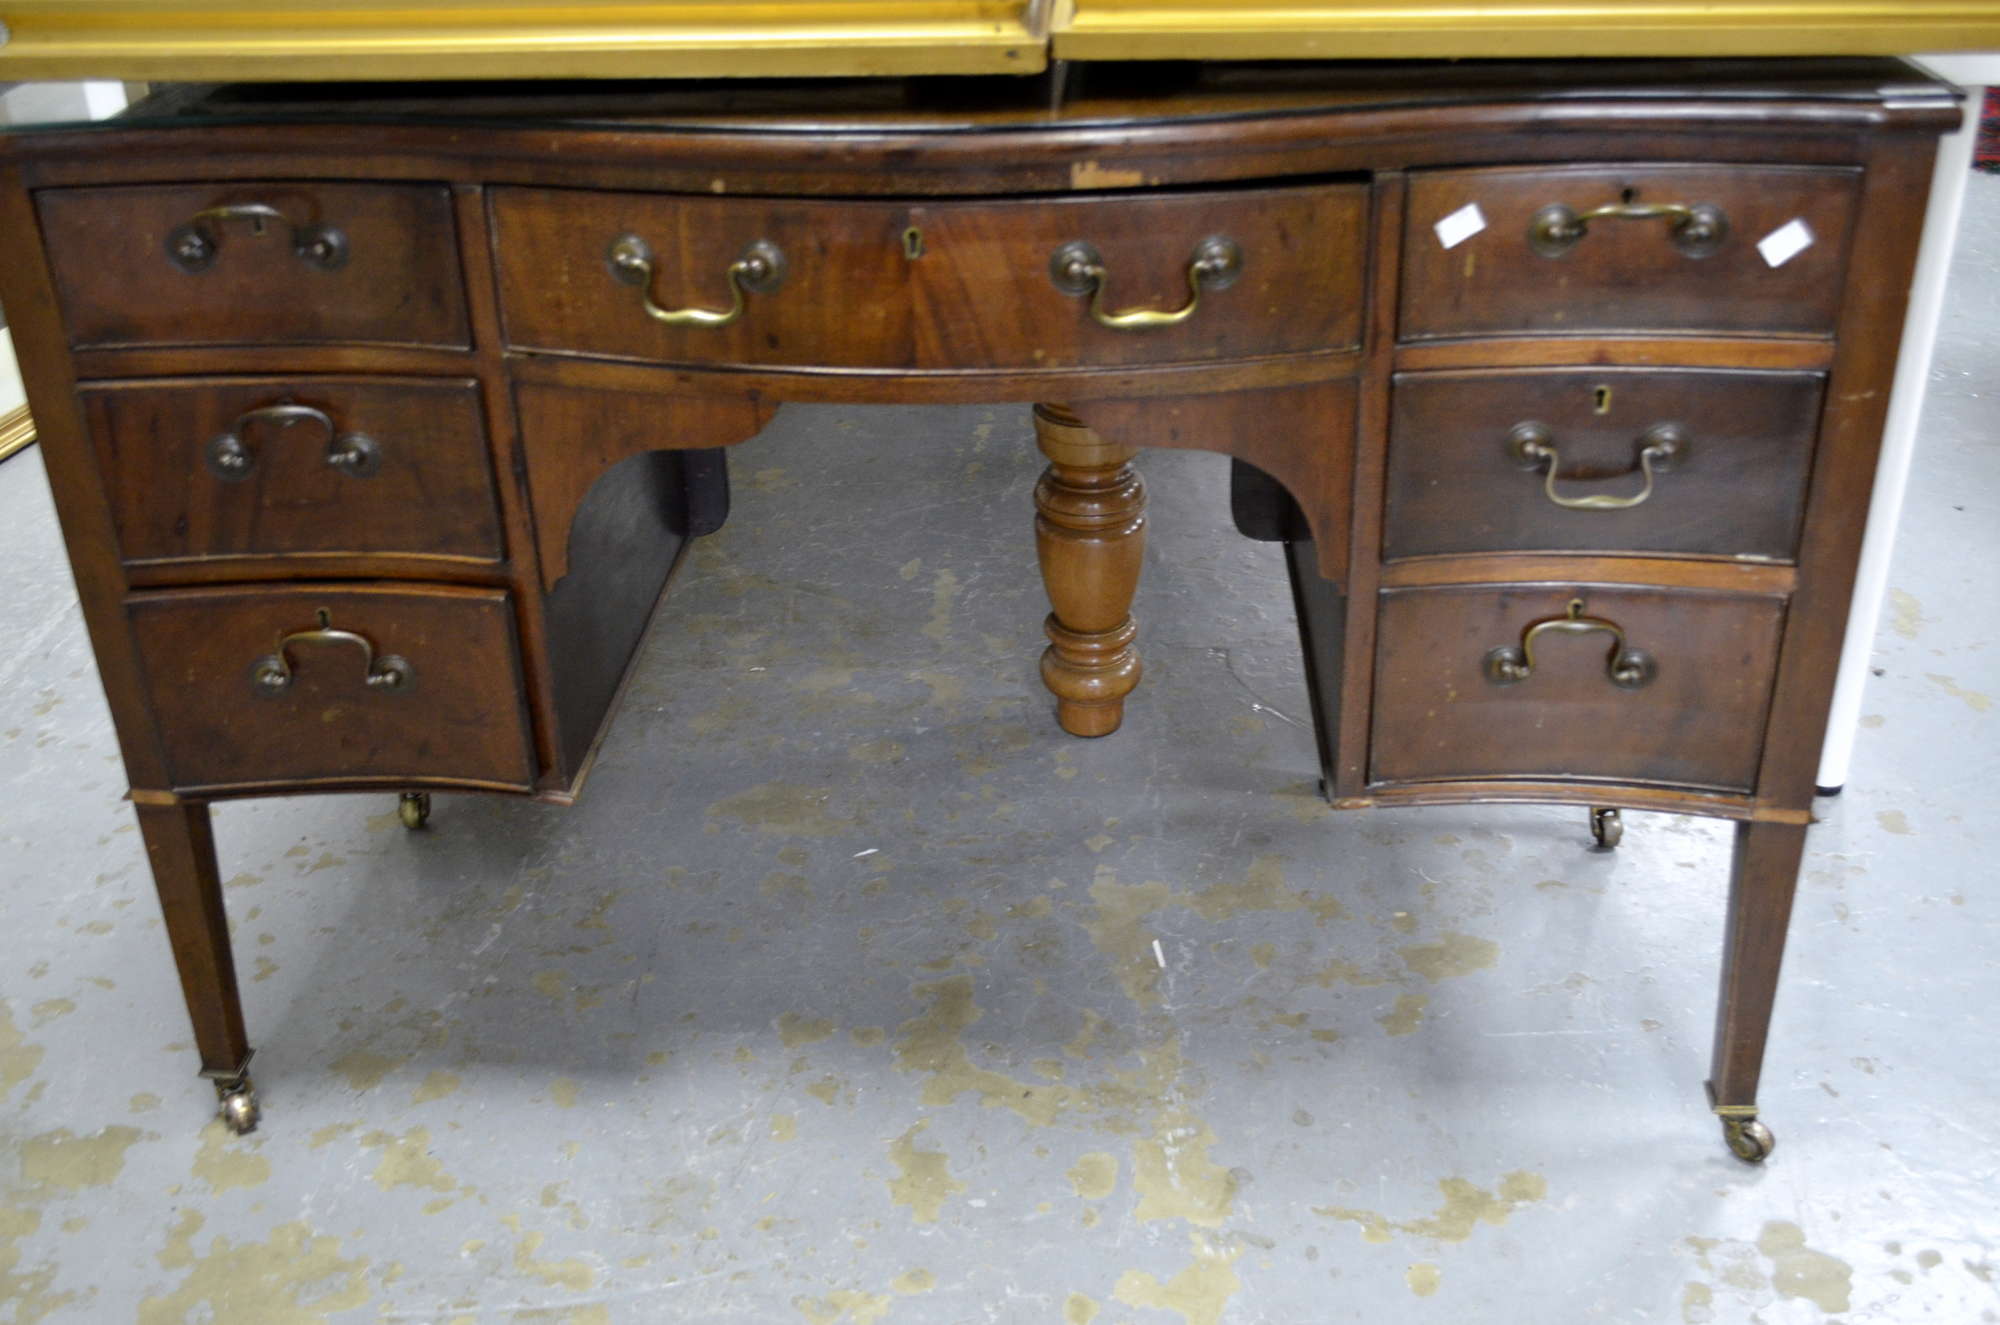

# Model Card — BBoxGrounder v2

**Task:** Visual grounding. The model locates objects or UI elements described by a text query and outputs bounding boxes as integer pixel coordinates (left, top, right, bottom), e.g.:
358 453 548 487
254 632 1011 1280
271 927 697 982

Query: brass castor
215 1075 261 1135
398 791 432 830
1589 806 1623 849
1722 1115 1775 1164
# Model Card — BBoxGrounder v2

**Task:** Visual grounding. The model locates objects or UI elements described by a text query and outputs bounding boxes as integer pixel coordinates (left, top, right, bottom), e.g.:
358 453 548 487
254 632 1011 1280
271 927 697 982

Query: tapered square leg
1707 817 1809 1162
136 797 259 1132
1032 404 1145 737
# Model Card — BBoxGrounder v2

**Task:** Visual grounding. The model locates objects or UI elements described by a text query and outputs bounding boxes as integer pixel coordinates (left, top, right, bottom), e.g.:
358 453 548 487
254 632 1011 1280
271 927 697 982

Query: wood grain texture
513 380 773 591
1384 367 1825 562
1073 380 1358 582
1370 583 1787 792
127 583 535 792
1034 403 1145 737
135 797 250 1077
1709 818 1810 1109
39 181 469 350
80 375 504 568
1400 164 1860 340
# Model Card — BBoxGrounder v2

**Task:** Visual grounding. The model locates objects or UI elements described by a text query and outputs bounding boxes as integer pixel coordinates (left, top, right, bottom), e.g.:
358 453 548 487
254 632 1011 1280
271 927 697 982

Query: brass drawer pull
606 234 787 329
1528 201 1728 259
1049 236 1242 330
1507 421 1686 510
252 609 411 695
1484 597 1656 690
204 403 381 482
166 202 349 273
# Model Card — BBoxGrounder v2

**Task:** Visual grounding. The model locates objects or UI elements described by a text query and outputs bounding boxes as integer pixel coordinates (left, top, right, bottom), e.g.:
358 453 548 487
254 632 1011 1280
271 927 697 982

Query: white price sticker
1757 218 1815 269
1433 202 1487 251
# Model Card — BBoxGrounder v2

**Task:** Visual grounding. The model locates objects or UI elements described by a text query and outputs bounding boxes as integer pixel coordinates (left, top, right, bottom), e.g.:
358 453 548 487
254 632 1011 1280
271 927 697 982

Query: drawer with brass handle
127 585 535 794
1383 367 1826 561
1369 584 1786 792
37 182 470 349
1399 164 1859 340
78 377 504 569
489 181 1367 370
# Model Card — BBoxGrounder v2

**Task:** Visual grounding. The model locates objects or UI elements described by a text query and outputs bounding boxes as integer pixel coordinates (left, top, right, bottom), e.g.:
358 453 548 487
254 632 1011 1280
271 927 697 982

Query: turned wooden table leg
136 796 260 1133
1707 817 1809 1163
1033 403 1145 737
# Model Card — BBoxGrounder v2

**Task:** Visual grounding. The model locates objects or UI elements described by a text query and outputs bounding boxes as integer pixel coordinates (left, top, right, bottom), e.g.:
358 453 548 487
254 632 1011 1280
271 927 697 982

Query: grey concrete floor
3 179 1998 1325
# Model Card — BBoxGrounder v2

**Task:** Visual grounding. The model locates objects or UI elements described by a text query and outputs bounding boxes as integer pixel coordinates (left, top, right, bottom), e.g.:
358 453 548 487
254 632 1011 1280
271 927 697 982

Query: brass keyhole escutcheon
903 226 924 260
1593 385 1613 415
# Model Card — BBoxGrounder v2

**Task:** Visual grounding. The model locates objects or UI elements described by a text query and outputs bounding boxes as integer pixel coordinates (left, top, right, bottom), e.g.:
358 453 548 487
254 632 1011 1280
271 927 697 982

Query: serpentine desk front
0 61 1960 1160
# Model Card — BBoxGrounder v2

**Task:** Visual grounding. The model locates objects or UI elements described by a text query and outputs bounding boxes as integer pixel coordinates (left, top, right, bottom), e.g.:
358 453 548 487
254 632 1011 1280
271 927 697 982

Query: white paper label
1433 202 1487 250
1757 218 1815 269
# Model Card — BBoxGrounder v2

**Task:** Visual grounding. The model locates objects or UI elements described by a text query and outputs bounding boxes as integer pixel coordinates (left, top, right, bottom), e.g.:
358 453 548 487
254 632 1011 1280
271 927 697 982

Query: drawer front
38 182 469 349
492 187 915 368
1370 584 1785 793
1384 368 1825 562
1400 165 1859 340
81 377 504 568
129 585 535 792
909 183 1368 368
491 182 1368 371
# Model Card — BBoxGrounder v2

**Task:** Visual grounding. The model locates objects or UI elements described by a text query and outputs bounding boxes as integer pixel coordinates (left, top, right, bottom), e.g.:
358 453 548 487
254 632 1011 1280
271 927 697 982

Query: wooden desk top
1 0 1996 81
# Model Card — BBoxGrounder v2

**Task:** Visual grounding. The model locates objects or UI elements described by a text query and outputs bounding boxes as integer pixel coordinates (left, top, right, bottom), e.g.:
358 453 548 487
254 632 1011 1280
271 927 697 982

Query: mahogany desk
0 61 1960 1160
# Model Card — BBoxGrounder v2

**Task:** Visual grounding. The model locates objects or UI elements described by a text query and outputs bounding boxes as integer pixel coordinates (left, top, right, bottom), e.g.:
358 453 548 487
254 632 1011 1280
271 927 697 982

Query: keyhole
1593 386 1613 415
315 607 331 628
903 227 924 260
1620 187 1637 205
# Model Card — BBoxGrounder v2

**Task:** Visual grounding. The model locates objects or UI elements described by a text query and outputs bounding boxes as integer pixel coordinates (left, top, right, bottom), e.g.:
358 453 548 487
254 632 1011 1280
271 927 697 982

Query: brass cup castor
1722 1115 1775 1164
215 1076 260 1135
1589 806 1623 849
398 791 432 830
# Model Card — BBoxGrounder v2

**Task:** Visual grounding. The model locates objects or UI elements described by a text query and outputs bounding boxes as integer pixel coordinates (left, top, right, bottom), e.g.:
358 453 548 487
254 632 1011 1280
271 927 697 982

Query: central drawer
489 182 1367 371
128 584 536 793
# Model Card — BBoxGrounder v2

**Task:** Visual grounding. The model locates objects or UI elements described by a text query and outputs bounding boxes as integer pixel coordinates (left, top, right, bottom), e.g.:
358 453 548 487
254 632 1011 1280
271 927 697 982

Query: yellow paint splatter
20 1125 145 1191
1758 1221 1852 1314
0 1002 46 1102
890 1268 936 1294
1398 932 1499 981
893 976 1080 1126
360 1127 458 1204
1067 1152 1119 1201
793 1289 893 1324
1407 1261 1441 1296
0 1205 77 1319
778 1013 835 1048
708 783 854 836
1112 1234 1243 1325
886 1121 965 1225
1131 1112 1237 1226
1065 1292 1100 1324
1926 673 1993 713
192 1120 270 1194
549 1077 581 1109
412 1070 462 1104
330 1049 405 1092
29 999 74 1027
771 1114 798 1143
1379 993 1429 1036
1888 588 1925 639
1316 1170 1548 1245
139 1211 370 1325
1876 810 1913 836
850 1026 886 1047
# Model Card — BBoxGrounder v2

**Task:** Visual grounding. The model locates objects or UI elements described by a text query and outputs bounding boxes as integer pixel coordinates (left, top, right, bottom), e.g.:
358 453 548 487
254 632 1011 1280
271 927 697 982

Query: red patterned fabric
1978 86 2000 173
